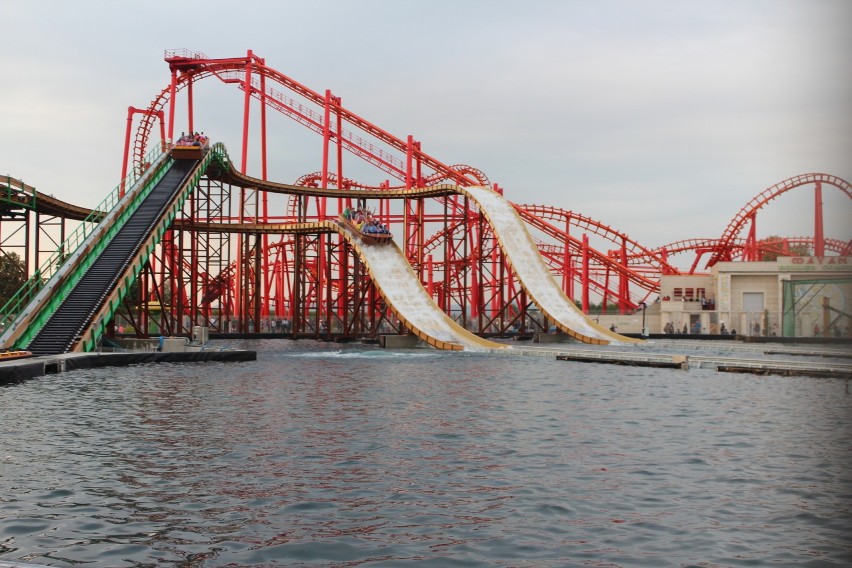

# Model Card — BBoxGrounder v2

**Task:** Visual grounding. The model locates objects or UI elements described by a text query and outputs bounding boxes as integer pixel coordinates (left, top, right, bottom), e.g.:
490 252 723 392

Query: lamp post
640 302 648 338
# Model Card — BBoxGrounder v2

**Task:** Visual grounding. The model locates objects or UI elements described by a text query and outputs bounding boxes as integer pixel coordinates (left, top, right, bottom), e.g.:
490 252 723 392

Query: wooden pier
0 349 256 384
498 340 852 379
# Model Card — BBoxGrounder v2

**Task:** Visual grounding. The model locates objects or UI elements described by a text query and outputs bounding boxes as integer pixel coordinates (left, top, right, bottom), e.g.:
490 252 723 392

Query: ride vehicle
339 207 393 244
170 132 210 160
0 349 34 361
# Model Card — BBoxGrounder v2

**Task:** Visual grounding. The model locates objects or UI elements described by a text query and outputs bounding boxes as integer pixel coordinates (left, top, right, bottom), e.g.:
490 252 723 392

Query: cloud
0 0 849 250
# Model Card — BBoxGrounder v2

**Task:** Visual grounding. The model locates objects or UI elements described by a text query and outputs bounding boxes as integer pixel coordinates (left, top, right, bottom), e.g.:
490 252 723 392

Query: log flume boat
0 349 34 361
339 208 393 244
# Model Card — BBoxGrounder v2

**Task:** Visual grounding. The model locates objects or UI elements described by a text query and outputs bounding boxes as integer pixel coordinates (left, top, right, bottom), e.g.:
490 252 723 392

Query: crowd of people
662 321 738 335
176 131 209 147
659 295 716 310
342 206 391 236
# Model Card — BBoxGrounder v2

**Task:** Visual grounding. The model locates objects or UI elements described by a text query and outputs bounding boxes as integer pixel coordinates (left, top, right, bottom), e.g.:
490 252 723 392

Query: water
1 340 851 567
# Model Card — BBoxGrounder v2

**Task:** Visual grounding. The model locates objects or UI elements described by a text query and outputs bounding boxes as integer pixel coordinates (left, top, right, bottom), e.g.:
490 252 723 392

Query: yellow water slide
206 164 638 346
458 185 641 345
334 221 508 351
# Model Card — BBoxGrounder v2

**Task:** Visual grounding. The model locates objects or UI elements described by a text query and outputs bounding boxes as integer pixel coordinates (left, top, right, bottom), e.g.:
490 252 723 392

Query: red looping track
707 173 852 267
117 50 850 316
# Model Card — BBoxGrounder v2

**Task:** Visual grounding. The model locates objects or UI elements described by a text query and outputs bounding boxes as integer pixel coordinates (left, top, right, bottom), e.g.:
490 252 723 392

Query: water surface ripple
1 340 850 566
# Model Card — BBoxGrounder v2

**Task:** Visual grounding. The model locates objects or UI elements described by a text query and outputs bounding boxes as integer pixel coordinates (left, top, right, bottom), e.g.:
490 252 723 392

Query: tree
573 299 620 314
759 235 811 261
0 252 27 309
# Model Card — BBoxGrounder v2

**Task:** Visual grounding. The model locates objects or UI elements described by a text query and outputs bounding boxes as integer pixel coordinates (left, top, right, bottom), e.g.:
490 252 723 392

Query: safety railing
0 144 166 336
79 144 225 352
1 175 37 210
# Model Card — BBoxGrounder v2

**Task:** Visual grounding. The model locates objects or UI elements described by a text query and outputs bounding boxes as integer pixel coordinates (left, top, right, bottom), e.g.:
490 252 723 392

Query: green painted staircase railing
1 143 228 352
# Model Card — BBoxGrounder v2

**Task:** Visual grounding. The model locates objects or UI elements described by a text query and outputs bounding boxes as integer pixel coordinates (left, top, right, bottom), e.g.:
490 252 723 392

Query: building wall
658 257 852 337
725 273 781 336
659 274 714 302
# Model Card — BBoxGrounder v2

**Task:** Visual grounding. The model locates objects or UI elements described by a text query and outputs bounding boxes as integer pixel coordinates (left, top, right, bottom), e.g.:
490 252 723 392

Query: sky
1 0 850 255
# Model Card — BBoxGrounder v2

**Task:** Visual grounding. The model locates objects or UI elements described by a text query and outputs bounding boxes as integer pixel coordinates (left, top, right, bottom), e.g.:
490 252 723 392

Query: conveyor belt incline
25 160 196 356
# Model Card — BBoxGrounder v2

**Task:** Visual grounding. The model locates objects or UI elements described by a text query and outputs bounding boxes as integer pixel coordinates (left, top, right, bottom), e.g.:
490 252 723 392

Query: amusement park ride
1 49 850 355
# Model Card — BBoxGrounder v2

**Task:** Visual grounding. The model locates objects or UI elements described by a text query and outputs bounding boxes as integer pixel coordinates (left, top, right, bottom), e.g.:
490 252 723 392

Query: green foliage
759 235 811 261
573 299 620 314
0 252 27 308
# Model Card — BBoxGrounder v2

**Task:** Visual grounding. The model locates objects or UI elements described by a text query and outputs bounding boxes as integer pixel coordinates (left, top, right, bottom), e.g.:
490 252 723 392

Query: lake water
1 340 850 567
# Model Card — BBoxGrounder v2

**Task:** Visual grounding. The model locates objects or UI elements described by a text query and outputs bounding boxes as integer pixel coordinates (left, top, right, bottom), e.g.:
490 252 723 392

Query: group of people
814 323 847 337
342 206 391 236
663 322 685 334
176 131 208 147
663 321 735 335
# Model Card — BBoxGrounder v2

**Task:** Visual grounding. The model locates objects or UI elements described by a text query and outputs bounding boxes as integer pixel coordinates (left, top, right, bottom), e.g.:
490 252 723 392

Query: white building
656 256 852 337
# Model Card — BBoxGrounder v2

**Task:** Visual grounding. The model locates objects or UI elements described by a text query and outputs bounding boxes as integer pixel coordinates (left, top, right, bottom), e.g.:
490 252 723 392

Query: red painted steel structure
3 49 851 341
706 173 852 267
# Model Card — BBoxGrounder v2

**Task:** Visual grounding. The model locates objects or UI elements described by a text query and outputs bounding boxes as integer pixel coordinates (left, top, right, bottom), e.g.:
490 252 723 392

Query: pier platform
496 339 852 379
0 349 256 385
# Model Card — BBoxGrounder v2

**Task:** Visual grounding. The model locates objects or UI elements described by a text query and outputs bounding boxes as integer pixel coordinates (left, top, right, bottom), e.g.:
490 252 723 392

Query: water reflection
1 343 850 566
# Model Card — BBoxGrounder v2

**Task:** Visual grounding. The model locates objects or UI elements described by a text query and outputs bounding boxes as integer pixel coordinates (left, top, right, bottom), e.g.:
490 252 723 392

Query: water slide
335 222 507 352
458 186 639 345
209 164 638 345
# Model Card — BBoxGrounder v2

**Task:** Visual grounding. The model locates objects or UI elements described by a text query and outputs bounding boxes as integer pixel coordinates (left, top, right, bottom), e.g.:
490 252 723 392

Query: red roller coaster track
2 49 849 341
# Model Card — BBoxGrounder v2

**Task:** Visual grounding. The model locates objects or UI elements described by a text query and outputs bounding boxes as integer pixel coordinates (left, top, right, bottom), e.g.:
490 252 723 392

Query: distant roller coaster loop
707 173 852 267
5 50 851 349
130 52 850 264
75 51 852 322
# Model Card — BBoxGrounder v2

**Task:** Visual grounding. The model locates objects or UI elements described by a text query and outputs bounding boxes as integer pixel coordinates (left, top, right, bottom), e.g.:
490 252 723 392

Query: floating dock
0 349 256 384
556 351 689 369
498 338 852 379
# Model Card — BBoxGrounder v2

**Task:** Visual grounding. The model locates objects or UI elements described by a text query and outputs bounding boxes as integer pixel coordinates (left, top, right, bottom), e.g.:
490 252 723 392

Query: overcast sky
1 0 850 253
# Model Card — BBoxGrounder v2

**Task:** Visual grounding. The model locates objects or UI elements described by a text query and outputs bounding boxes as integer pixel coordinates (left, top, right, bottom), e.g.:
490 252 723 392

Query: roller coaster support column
320 89 343 329
490 241 499 320
321 91 330 186
167 68 177 142
405 135 422 190
121 107 164 197
562 218 573 297
814 181 825 257
427 255 434 297
404 136 425 280
321 90 343 199
259 60 268 181
316 89 332 328
233 50 256 323
187 77 195 135
744 213 758 261
240 50 254 174
581 234 590 313
619 238 629 314
258 60 273 319
490 184 503 322
467 197 481 324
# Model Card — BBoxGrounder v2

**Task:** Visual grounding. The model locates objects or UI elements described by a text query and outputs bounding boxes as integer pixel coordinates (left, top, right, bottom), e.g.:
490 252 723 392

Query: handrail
79 145 224 352
0 144 166 336
1 175 37 210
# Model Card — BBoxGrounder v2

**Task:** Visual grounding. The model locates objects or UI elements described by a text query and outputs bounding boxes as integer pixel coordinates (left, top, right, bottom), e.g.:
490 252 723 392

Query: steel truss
2 50 850 342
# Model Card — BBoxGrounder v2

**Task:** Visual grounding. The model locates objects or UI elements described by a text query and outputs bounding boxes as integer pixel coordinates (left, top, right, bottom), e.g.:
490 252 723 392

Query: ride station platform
0 349 256 385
